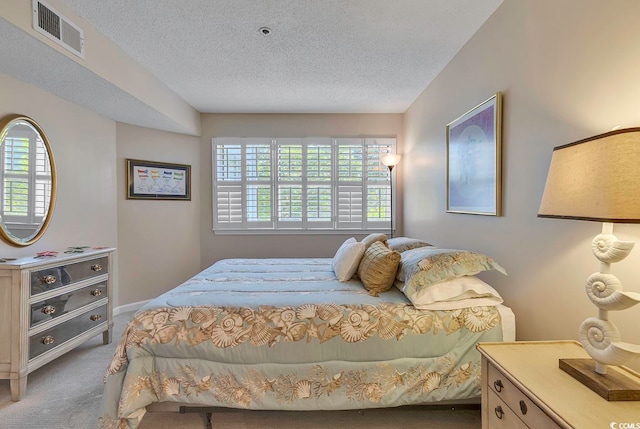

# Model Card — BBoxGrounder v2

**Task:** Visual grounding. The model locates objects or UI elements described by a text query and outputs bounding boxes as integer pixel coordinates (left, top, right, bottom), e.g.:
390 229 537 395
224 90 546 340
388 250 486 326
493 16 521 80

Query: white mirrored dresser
0 247 115 401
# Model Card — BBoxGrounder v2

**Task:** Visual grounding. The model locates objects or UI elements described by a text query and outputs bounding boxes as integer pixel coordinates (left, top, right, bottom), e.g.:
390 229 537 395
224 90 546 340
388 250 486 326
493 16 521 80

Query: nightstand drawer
487 389 528 429
488 362 562 428
30 256 108 296
28 304 107 360
30 282 107 328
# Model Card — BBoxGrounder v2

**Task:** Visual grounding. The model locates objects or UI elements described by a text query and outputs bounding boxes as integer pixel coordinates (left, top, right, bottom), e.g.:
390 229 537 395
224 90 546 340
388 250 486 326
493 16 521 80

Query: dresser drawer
30 256 108 296
29 304 107 360
30 282 107 328
488 363 562 428
487 389 529 429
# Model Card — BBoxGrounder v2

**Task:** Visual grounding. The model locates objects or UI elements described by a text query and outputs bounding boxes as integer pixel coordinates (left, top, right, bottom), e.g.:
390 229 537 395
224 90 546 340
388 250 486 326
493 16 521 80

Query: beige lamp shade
538 128 640 223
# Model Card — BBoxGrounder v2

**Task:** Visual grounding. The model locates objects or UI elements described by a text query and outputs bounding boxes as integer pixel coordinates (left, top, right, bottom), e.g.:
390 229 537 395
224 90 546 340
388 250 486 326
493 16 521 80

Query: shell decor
591 234 635 263
579 317 640 367
585 272 640 311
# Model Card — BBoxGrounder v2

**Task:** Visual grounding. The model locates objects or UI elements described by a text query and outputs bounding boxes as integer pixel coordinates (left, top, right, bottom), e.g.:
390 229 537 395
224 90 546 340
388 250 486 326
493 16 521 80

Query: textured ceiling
0 1 502 133
61 0 502 114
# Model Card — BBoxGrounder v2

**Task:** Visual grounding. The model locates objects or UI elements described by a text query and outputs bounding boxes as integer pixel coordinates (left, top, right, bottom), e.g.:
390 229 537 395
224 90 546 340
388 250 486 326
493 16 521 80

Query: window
213 137 396 233
0 126 53 237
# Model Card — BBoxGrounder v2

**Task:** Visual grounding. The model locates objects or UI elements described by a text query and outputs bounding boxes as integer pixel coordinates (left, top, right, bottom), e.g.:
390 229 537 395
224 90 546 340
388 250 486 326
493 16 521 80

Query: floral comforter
97 258 508 428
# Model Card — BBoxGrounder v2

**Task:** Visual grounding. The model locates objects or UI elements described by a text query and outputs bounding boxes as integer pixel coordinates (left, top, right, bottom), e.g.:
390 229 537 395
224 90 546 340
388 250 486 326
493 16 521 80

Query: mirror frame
0 114 57 247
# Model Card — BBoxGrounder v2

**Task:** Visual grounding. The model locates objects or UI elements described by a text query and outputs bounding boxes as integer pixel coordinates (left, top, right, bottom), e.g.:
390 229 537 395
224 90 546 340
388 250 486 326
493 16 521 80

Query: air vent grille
32 0 85 59
37 2 60 39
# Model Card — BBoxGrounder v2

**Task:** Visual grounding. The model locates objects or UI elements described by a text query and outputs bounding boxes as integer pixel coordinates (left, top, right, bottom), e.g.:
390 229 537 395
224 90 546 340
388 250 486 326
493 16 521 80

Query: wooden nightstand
477 341 640 429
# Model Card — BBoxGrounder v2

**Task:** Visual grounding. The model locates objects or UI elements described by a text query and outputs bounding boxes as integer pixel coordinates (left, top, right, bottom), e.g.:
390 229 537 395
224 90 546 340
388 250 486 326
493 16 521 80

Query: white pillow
332 237 366 282
401 275 503 310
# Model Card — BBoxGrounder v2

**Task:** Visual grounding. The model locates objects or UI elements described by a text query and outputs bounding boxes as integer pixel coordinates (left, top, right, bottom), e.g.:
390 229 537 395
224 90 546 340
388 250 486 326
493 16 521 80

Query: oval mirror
0 114 57 247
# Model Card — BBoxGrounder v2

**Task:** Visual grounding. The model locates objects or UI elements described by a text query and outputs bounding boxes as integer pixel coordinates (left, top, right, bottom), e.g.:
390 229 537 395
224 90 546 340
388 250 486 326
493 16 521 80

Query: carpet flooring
0 312 482 429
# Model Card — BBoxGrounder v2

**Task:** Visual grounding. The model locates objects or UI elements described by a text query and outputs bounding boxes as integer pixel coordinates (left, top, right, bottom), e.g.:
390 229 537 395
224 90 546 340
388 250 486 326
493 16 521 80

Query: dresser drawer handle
42 335 55 345
494 405 504 419
42 275 57 285
41 305 57 315
90 289 103 297
493 379 504 392
91 264 103 272
90 314 102 322
519 400 528 415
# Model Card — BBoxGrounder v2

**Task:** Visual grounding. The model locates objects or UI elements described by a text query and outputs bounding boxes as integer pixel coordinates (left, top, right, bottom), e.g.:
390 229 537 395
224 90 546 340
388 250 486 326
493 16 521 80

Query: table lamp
538 127 640 400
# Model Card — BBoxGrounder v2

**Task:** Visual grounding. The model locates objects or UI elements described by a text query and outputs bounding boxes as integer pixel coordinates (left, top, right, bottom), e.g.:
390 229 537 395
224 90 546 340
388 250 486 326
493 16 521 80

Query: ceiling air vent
32 0 85 59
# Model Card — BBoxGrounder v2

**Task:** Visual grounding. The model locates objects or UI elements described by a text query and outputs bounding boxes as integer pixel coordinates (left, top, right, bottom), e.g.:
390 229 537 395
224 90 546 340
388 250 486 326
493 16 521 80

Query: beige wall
116 123 201 305
199 114 404 267
0 73 118 288
403 0 640 370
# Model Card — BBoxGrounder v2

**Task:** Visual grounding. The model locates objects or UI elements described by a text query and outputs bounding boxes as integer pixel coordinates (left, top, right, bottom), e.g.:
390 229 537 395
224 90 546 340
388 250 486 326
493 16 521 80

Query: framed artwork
126 159 191 200
446 92 502 216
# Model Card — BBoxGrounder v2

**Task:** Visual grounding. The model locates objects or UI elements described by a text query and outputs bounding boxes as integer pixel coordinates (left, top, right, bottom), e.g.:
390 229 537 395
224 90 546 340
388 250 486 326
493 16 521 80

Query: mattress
98 258 515 429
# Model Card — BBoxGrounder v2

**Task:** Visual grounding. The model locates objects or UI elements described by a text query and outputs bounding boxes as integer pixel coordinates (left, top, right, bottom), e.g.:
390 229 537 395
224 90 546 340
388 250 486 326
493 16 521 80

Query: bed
97 237 514 429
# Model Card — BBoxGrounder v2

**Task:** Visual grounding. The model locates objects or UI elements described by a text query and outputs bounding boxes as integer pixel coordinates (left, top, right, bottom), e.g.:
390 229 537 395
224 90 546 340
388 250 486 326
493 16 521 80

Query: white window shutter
212 136 395 233
215 185 243 229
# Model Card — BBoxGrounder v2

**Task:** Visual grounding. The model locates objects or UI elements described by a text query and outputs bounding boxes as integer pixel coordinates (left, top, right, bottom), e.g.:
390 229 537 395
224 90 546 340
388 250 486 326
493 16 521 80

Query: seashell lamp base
559 358 640 401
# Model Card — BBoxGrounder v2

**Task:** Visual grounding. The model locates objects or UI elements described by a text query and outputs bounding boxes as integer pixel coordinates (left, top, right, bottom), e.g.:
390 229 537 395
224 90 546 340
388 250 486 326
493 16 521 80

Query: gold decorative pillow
360 233 388 250
357 241 401 296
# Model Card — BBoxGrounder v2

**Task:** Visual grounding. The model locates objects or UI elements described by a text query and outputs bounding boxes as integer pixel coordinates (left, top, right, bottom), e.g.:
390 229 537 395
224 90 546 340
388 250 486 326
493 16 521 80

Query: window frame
212 136 397 235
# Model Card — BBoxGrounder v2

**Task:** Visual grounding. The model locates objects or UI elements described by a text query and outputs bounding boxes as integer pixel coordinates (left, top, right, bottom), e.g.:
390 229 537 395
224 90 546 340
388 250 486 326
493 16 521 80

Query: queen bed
97 237 514 429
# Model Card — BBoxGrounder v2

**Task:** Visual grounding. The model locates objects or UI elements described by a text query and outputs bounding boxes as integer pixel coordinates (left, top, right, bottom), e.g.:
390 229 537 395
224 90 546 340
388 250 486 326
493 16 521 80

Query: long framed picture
127 159 191 200
446 92 502 216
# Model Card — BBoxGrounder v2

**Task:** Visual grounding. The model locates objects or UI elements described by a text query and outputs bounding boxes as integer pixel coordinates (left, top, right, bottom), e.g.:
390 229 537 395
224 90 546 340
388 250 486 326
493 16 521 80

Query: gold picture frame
446 92 502 216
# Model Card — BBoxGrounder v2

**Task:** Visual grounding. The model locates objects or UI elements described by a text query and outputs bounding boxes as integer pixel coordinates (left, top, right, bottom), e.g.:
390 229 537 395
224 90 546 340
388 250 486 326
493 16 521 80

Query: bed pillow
402 275 504 310
386 236 432 253
357 241 401 296
360 233 388 250
332 237 366 282
397 247 507 284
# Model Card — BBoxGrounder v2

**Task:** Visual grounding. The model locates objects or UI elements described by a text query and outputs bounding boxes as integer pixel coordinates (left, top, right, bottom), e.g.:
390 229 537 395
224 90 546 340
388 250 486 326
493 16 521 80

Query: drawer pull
493 379 504 392
41 305 57 315
519 400 528 415
42 335 55 345
494 405 504 419
90 314 102 322
91 264 103 272
90 289 103 297
42 275 57 285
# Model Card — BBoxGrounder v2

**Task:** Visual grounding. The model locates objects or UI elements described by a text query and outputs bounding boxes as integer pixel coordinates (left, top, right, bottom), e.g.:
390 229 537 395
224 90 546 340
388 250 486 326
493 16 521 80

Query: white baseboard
114 300 149 315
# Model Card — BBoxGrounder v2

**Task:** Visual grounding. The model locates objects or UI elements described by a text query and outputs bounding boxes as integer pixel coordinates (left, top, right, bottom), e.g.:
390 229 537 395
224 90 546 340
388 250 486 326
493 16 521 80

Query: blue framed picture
446 92 502 216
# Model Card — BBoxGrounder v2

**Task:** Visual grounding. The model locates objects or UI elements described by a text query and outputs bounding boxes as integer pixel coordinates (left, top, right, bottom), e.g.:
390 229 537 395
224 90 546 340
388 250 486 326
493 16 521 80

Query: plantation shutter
212 136 395 233
305 137 333 229
365 138 394 230
34 140 53 219
276 138 303 229
0 127 51 229
213 138 244 230
245 139 274 229
336 138 364 230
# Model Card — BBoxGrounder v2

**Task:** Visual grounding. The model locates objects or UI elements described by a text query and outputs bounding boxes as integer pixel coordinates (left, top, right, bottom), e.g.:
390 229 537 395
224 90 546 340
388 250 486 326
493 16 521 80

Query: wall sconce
538 128 640 400
382 154 401 238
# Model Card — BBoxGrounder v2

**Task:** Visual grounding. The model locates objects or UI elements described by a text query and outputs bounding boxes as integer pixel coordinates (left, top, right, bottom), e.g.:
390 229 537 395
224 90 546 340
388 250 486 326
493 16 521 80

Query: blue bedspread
98 258 508 428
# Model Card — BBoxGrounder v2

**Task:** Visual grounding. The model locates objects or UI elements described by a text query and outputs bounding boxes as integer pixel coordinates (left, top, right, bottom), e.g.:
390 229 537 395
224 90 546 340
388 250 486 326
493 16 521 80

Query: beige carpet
0 312 481 429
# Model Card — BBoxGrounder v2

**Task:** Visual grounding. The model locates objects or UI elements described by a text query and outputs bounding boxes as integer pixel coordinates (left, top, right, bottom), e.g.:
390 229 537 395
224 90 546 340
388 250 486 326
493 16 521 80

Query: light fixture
382 154 401 238
538 127 640 400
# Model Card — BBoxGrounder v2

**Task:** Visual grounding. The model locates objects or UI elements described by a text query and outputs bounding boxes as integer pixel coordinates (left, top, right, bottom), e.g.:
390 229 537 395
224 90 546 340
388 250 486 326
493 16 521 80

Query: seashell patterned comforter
98 258 514 429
